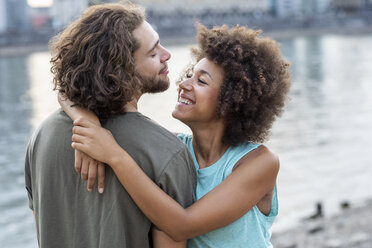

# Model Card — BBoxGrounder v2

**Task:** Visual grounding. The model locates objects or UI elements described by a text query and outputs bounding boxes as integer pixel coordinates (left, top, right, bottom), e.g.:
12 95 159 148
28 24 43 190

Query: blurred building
51 0 89 31
0 0 30 34
331 0 364 11
275 0 331 17
29 6 52 33
366 0 372 9
275 0 300 17
133 0 270 14
0 1 6 33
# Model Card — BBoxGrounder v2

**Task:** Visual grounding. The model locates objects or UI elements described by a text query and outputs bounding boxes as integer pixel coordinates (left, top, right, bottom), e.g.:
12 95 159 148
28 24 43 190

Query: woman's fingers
71 142 86 154
72 123 116 167
87 161 97 192
75 149 82 173
72 125 90 136
72 133 92 154
73 150 104 193
72 133 86 144
80 155 89 181
97 163 105 194
74 117 96 128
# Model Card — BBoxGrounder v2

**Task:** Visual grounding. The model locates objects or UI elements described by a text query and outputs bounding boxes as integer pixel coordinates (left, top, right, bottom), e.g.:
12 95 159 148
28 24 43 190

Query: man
25 3 196 248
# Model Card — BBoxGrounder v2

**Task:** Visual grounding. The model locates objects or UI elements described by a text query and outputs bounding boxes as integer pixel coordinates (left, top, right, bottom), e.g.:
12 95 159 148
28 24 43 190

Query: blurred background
1 0 372 247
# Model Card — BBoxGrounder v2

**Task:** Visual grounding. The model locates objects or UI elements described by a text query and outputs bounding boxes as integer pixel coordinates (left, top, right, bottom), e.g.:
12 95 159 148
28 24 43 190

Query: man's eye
198 79 206 84
151 53 157 58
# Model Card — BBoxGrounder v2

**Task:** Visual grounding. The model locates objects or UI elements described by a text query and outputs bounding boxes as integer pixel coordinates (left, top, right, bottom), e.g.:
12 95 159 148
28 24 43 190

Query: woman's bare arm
152 228 186 248
58 92 105 192
72 118 279 241
58 93 100 125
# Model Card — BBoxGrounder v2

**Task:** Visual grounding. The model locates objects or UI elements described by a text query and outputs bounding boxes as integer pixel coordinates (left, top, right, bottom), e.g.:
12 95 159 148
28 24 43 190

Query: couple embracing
25 2 291 248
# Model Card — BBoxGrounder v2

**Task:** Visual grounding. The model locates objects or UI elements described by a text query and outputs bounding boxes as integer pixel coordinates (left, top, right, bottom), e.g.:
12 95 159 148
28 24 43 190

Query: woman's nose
179 79 193 91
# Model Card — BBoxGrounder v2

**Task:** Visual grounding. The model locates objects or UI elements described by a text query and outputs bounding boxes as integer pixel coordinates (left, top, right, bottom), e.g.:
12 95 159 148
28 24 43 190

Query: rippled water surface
1 34 372 247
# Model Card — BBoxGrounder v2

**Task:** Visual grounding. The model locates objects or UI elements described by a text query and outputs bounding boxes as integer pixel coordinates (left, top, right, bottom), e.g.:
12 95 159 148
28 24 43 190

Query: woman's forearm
58 92 100 125
108 150 193 241
152 228 186 248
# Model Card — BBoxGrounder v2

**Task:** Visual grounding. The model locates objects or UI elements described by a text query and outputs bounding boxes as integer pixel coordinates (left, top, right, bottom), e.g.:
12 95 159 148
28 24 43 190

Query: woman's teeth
179 97 193 105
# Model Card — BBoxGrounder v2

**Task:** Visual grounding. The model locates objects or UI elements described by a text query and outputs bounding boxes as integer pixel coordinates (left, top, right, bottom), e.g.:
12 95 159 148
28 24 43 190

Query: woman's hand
71 117 123 166
58 93 106 193
75 149 105 193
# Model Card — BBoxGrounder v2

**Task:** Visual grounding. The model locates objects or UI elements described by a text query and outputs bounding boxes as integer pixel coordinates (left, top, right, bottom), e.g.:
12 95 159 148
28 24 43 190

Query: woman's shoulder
254 145 279 162
234 145 279 175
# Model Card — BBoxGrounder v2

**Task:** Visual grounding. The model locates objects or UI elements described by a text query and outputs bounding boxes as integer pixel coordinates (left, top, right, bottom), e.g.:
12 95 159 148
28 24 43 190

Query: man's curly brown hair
50 3 145 121
190 24 291 146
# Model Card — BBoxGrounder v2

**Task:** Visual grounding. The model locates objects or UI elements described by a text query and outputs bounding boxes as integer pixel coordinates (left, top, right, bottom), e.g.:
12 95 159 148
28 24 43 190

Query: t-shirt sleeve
24 142 33 210
157 147 196 209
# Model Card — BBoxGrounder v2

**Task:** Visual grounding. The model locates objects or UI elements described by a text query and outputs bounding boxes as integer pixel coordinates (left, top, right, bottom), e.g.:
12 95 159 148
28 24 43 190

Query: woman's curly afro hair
191 24 291 146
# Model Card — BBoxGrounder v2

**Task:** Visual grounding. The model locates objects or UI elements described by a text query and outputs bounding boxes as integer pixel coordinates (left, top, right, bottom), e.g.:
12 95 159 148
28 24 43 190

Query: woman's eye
151 53 157 58
198 79 206 84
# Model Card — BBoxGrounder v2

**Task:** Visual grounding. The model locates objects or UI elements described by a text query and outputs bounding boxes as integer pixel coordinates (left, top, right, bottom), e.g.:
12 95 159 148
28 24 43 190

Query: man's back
25 109 196 248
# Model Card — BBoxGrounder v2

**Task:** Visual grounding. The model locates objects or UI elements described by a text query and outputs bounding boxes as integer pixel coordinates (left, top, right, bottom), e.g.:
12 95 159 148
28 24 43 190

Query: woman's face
172 58 224 125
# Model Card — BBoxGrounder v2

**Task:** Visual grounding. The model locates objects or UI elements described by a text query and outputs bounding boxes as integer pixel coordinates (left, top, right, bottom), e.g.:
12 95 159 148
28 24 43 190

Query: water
1 34 372 247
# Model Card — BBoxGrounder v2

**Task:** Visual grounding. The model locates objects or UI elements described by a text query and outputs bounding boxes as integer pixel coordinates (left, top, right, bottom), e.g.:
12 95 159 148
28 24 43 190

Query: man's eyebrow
146 40 159 55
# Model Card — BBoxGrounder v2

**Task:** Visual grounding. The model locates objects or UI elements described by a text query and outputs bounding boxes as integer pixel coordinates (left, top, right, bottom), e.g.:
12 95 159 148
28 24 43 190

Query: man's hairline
132 21 160 56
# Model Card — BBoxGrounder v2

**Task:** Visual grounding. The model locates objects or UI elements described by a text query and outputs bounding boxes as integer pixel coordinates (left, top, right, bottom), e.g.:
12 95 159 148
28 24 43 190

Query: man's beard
138 73 170 94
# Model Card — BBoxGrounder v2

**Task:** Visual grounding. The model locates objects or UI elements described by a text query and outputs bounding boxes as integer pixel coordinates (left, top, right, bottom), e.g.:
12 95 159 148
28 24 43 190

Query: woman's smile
177 92 195 106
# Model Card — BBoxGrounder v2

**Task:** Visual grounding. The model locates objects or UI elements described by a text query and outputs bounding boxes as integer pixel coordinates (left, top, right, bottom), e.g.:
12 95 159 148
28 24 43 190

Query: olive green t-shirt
25 109 196 248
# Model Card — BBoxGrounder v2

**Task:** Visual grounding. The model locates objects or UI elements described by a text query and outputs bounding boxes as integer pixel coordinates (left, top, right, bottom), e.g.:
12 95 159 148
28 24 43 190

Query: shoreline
0 43 49 57
272 199 372 247
163 25 372 46
1 26 372 56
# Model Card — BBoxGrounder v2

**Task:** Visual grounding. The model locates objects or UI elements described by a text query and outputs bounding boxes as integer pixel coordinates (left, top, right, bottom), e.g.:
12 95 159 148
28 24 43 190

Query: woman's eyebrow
199 69 212 80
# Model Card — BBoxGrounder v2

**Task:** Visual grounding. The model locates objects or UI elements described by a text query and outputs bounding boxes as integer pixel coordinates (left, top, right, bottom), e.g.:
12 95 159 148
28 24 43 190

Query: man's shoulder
36 108 71 129
106 112 186 151
106 113 195 183
28 109 71 146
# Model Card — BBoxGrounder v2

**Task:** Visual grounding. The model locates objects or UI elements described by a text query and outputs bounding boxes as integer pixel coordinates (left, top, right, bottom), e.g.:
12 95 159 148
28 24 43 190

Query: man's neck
123 97 140 112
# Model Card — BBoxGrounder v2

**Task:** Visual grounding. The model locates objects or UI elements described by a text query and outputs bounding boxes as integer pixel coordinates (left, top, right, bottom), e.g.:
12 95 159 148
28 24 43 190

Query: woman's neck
190 121 228 169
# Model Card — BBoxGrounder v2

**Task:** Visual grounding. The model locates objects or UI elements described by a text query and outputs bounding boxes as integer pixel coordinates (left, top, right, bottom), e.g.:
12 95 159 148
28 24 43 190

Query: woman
62 24 291 247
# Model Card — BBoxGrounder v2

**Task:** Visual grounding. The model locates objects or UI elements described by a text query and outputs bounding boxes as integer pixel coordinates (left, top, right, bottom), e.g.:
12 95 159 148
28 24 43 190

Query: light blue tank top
177 134 278 248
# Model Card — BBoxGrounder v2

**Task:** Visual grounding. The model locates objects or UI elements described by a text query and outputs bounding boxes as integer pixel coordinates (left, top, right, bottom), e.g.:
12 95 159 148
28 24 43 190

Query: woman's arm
72 118 279 241
58 92 100 125
58 93 105 193
152 228 186 248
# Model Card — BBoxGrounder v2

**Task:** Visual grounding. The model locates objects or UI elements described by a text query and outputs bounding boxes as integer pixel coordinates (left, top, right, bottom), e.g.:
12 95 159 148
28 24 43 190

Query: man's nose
160 46 171 62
